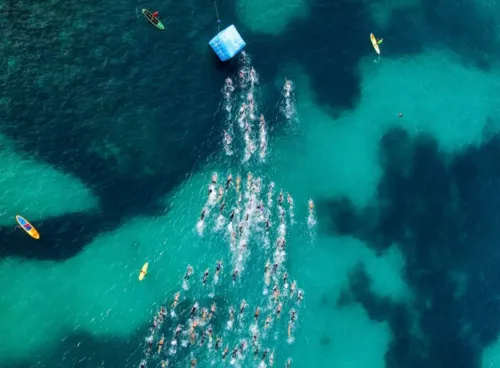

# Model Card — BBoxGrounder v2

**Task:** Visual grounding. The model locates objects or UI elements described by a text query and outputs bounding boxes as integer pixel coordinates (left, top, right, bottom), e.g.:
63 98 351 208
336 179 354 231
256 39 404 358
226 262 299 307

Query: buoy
139 262 149 281
209 25 246 62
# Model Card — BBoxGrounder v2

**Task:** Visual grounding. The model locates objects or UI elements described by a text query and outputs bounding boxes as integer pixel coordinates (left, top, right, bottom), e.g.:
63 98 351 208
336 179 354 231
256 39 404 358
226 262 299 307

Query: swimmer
240 300 247 315
278 190 284 204
222 346 229 360
230 210 235 222
215 260 223 276
174 324 182 338
159 307 166 321
190 359 197 368
215 337 222 350
289 309 297 323
229 306 235 321
224 131 232 144
254 347 259 359
272 263 278 274
220 201 225 214
200 209 206 221
266 219 270 231
264 260 270 275
232 346 238 358
160 360 168 368
287 193 293 206
217 187 224 201
202 269 209 285
199 330 206 346
190 330 196 345
184 265 193 281
201 308 208 322
191 319 199 330
147 336 153 355
236 176 241 192
290 281 296 297
226 174 232 189
211 173 218 184
190 303 198 317
288 322 293 339
207 325 213 340
276 302 282 318
209 302 217 319
245 213 249 222
269 350 275 366
232 268 239 282
283 272 288 285
254 307 260 321
239 340 247 354
252 333 259 344
158 334 165 353
247 172 253 189
171 292 180 308
262 349 269 361
264 316 272 329
286 358 292 368
297 290 304 304
308 199 314 211
273 285 280 301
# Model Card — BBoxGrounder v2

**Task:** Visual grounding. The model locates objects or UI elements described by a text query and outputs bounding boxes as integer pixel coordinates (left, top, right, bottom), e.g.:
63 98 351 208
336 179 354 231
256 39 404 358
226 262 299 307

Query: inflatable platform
209 25 246 61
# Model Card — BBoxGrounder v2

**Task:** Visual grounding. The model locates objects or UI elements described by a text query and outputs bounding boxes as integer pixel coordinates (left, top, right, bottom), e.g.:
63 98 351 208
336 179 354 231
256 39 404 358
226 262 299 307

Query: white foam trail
196 220 205 236
214 214 225 231
281 78 297 121
224 130 233 156
307 199 316 228
287 194 295 224
259 115 267 161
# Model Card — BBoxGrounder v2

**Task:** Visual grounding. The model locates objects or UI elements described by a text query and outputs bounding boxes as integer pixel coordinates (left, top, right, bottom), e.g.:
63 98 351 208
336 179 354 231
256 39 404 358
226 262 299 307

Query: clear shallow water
4 0 500 367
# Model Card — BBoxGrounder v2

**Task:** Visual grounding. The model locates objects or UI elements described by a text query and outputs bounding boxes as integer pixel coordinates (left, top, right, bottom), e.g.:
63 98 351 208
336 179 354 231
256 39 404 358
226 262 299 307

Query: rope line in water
213 0 221 31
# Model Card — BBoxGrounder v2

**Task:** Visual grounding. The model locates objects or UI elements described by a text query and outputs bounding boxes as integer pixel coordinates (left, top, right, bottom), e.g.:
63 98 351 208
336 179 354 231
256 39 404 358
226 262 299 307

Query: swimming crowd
138 52 312 367
138 172 315 367
221 52 296 161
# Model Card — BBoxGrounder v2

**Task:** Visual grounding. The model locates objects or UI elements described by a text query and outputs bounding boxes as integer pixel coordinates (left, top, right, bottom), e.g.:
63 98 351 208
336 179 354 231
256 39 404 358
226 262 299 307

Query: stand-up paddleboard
142 9 165 30
370 33 381 55
139 262 149 281
16 215 40 239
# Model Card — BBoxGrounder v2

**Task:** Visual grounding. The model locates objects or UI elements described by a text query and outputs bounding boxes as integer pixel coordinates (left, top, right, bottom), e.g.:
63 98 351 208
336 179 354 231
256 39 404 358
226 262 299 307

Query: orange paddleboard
16 215 40 239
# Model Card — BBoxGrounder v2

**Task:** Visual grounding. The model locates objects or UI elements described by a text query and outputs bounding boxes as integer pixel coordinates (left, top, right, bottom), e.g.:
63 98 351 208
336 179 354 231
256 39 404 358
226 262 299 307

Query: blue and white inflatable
209 25 246 62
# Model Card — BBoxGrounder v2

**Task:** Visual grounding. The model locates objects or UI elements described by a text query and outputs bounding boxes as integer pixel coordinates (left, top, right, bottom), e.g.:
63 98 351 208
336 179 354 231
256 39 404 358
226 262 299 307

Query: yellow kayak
370 33 380 55
139 262 149 281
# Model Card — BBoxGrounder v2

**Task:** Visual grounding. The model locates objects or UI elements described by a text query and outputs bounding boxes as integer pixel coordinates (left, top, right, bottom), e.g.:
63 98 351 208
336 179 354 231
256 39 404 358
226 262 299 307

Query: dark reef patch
323 128 500 367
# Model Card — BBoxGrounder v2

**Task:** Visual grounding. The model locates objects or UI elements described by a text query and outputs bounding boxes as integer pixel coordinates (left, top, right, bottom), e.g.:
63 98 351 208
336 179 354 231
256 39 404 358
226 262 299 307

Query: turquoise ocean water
4 0 500 367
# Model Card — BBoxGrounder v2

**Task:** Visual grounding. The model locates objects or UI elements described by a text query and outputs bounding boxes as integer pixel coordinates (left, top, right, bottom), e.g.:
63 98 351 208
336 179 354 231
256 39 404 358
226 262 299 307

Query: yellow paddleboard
139 262 149 281
370 33 380 55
